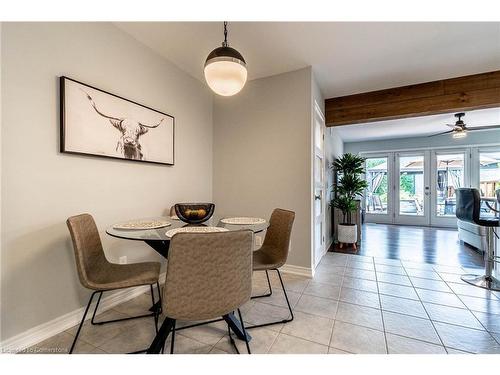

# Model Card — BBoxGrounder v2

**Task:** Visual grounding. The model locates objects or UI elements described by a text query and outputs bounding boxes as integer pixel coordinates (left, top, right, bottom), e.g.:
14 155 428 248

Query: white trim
1 273 165 353
280 264 314 278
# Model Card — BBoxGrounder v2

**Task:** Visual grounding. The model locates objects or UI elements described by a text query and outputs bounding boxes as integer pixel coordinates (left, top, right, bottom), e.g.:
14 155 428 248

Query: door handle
314 195 321 200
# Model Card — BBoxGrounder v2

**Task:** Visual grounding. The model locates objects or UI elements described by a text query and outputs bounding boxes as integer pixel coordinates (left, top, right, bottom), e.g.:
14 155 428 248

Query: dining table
106 216 269 345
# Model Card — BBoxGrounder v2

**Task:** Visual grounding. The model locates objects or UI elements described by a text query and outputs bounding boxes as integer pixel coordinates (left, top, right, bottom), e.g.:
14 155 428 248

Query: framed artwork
60 76 174 165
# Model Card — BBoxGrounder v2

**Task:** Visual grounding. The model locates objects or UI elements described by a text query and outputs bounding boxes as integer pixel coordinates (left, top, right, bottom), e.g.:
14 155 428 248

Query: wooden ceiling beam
325 71 500 127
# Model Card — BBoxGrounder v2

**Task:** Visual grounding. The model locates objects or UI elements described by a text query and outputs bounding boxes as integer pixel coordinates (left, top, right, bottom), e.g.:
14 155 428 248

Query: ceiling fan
429 112 500 138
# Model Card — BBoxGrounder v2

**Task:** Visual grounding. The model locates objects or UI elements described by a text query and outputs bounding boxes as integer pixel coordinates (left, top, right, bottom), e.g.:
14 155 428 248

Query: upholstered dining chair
248 208 295 329
147 230 254 354
66 214 161 354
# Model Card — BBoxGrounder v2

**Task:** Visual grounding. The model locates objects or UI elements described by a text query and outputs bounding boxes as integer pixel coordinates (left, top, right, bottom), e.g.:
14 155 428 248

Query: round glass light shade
204 46 247 96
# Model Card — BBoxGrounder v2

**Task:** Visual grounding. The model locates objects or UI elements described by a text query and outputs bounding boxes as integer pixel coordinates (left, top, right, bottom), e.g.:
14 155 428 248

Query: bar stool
456 188 500 291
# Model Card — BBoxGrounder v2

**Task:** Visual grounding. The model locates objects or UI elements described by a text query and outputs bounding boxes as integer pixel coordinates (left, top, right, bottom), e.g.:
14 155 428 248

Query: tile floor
24 252 500 354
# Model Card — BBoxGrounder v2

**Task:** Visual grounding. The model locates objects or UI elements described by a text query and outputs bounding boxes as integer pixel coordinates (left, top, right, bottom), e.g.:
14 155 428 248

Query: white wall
1 23 213 341
213 67 313 271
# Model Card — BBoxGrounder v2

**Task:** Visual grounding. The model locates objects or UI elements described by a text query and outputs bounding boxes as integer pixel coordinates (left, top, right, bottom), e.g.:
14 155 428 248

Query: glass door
313 103 326 267
364 154 393 224
394 151 431 226
430 150 467 227
478 148 500 218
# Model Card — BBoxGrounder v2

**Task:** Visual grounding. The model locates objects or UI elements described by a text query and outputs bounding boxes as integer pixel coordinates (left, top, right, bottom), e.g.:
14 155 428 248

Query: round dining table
105 216 269 348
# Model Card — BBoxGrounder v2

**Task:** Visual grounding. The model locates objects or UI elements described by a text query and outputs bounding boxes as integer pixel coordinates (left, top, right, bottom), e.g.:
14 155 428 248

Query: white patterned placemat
113 220 171 230
220 217 266 225
166 226 229 238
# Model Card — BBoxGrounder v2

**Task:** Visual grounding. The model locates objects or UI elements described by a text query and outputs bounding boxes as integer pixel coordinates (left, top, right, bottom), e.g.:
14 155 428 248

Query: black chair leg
147 317 175 354
237 309 251 354
91 284 158 326
246 269 294 329
150 284 159 333
69 292 97 354
170 320 176 354
251 270 273 299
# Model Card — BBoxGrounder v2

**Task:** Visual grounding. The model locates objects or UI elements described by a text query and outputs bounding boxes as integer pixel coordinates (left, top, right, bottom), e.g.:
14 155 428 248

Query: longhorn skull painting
60 77 174 165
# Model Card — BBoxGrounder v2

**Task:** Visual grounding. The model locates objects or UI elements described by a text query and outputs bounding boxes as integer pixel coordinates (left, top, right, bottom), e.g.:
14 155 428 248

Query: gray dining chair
248 208 295 329
66 213 161 354
147 230 254 354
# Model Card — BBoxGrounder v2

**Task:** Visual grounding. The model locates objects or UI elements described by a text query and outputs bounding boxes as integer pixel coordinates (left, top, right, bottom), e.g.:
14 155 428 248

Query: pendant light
204 22 247 96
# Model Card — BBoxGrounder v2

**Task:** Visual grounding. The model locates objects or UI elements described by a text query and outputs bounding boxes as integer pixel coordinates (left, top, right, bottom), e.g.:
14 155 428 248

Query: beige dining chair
147 230 254 354
66 214 161 354
248 208 295 328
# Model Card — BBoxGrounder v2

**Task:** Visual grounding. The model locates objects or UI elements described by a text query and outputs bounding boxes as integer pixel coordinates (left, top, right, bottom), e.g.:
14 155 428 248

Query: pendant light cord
222 21 228 47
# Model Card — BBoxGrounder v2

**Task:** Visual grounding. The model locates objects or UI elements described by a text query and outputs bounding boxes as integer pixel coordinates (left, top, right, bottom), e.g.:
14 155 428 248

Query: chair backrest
163 230 253 321
496 189 500 204
456 188 481 225
66 213 108 289
261 208 296 266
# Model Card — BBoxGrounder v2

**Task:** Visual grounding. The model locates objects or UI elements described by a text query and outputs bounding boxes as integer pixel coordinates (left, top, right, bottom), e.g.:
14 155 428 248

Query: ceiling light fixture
204 22 247 96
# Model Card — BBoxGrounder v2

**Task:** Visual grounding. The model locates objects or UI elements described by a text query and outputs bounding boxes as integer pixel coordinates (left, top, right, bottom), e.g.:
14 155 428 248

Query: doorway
364 148 473 227
313 102 326 267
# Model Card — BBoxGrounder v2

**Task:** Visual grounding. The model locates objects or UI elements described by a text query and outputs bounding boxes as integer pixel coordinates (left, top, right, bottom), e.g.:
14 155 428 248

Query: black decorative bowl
174 203 215 224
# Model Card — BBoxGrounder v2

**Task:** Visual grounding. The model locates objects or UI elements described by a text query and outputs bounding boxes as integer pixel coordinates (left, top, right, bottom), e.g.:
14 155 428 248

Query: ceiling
115 22 500 98
334 107 500 142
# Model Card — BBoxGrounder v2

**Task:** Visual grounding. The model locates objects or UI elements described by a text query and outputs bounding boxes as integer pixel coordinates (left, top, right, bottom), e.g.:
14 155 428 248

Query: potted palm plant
331 153 367 247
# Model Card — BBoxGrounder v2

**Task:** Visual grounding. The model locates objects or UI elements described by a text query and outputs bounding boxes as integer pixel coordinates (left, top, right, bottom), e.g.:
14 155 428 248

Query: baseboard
280 264 313 278
1 272 166 353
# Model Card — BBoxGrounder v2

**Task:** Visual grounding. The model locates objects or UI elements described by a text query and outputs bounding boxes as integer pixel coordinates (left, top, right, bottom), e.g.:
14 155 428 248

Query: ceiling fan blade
428 130 455 137
466 125 500 131
446 124 456 128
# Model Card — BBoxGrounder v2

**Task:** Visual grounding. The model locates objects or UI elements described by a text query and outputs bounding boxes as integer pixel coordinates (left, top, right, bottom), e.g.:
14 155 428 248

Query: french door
364 149 469 227
394 151 431 226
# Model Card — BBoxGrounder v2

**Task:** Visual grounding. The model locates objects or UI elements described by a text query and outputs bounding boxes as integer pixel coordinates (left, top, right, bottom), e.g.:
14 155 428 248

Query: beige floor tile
23 331 95 354
280 311 334 345
378 282 419 300
166 334 213 354
98 319 157 353
423 303 484 330
415 289 466 308
373 258 402 266
409 277 451 292
472 311 500 333
303 280 341 300
386 333 446 354
344 268 377 281
375 264 406 275
176 319 228 345
380 294 427 318
346 260 375 271
66 309 141 347
404 268 441 280
459 295 500 314
328 347 353 354
258 288 301 309
433 322 500 354
209 347 230 354
314 264 346 276
243 302 288 332
342 276 379 293
340 287 380 309
313 271 344 286
447 281 499 300
377 272 411 286
267 272 311 294
446 347 473 354
294 294 338 318
330 321 386 354
113 293 157 317
268 333 328 354
215 327 278 354
383 311 441 345
335 302 383 330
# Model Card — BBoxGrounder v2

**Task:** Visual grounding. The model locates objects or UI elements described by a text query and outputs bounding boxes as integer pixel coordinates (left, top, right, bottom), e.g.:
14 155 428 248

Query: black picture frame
60 76 175 166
